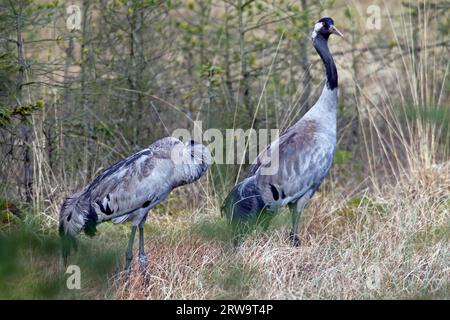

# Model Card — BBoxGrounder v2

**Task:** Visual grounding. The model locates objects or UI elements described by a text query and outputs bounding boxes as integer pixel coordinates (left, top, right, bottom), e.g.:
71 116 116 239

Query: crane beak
330 25 344 37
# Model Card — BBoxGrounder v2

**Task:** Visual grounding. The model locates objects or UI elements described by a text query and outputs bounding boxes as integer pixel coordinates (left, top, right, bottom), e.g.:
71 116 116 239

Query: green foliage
197 63 224 78
0 101 44 127
0 50 18 102
36 0 59 11
334 148 352 165
0 197 22 225
197 63 224 87
0 216 124 299
191 217 232 243
347 195 386 213
175 21 203 35
92 122 114 140
344 5 353 20
336 195 387 226
405 105 450 126
403 104 450 146
0 51 19 73
0 210 19 225
438 16 450 35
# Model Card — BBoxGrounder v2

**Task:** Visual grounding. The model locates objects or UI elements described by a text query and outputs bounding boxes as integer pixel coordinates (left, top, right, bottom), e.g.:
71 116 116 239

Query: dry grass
115 162 449 300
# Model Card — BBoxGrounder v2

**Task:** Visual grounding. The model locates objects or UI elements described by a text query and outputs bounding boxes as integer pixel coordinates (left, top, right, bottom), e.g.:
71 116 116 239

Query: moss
0 198 22 226
0 211 20 226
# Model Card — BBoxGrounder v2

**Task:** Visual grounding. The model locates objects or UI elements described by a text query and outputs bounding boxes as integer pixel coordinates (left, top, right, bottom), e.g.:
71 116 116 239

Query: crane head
185 140 212 168
312 17 344 40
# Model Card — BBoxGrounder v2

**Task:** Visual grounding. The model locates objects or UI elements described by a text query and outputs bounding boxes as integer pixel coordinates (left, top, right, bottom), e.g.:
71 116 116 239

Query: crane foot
139 253 150 286
289 232 301 247
138 253 148 272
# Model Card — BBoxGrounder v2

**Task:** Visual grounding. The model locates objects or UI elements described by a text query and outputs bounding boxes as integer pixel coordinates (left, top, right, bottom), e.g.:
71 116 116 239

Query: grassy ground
111 162 449 299
1 161 448 299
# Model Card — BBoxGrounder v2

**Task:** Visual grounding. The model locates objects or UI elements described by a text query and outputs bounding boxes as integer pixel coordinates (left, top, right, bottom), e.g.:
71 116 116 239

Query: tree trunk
15 0 32 203
61 33 74 160
81 0 93 180
298 0 311 110
223 1 234 107
238 0 252 121
128 3 138 144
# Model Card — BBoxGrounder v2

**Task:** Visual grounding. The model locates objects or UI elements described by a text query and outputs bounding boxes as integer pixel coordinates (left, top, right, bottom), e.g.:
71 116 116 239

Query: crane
59 137 210 275
222 17 343 246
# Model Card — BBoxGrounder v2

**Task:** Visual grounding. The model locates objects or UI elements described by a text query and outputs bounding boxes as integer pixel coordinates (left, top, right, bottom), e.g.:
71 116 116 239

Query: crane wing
250 119 335 207
86 143 178 223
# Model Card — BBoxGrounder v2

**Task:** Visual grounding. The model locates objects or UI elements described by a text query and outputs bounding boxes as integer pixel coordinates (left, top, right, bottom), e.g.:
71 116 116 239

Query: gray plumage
59 137 210 269
222 17 343 245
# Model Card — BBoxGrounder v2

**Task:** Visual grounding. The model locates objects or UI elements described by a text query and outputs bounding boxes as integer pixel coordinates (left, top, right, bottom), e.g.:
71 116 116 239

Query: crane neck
301 34 338 128
313 35 338 90
172 143 210 188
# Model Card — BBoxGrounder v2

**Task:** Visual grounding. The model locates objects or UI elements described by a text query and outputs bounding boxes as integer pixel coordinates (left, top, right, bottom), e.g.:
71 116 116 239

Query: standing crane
222 17 343 246
59 137 210 275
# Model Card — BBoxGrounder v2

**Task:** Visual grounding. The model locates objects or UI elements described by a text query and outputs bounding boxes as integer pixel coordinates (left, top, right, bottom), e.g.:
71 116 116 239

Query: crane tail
59 191 97 263
222 179 276 244
60 230 78 266
221 177 266 224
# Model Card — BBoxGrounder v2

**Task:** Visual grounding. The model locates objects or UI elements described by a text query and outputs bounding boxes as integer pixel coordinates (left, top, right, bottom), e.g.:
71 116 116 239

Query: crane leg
288 190 313 247
124 225 137 282
288 202 302 247
138 225 148 273
138 214 149 284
